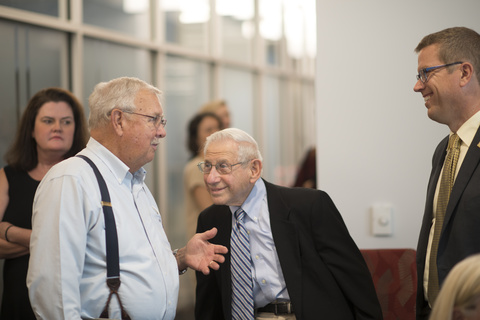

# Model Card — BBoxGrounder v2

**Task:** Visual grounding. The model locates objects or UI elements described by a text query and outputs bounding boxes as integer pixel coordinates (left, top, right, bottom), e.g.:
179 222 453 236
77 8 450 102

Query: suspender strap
77 155 120 277
77 155 131 320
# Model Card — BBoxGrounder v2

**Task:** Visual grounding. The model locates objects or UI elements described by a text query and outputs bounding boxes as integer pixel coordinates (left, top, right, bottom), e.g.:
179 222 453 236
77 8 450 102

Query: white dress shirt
230 179 290 308
27 138 178 320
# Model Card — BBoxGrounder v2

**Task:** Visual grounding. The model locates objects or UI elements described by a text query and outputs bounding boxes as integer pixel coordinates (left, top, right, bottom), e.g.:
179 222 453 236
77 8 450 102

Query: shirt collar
87 137 146 186
230 178 266 220
456 110 480 148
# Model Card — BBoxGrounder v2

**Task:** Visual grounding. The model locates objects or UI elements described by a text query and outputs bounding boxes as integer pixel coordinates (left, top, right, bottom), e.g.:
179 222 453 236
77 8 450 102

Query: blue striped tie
231 208 254 320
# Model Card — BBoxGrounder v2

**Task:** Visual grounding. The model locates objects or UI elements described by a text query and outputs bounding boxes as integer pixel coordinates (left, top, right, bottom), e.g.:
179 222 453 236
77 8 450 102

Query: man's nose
413 78 425 92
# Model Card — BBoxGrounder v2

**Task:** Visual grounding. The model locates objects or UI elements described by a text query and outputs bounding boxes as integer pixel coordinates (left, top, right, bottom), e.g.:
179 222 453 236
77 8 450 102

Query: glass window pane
0 20 18 169
259 0 282 66
83 0 151 40
83 38 152 112
217 0 254 62
0 0 58 16
262 76 282 184
162 0 209 52
0 20 67 169
218 66 254 137
28 27 68 95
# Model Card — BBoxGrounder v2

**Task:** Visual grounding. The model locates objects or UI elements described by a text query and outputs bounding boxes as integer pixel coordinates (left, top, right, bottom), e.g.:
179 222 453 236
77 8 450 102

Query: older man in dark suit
194 128 382 320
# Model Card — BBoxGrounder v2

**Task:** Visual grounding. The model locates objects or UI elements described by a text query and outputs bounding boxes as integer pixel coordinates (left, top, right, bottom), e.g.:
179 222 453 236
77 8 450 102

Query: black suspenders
77 155 131 320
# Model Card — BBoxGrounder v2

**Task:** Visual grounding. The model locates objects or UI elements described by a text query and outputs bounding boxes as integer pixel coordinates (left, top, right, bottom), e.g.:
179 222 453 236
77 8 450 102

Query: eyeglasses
416 61 463 83
123 110 167 128
197 161 248 175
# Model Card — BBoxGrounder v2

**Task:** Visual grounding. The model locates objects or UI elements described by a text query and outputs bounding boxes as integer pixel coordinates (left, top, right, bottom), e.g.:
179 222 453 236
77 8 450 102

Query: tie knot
235 208 245 221
448 133 461 151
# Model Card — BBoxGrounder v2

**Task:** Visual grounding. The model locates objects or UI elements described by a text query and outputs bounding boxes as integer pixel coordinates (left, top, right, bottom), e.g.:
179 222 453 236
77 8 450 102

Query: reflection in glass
162 0 209 52
83 0 150 40
0 0 58 16
217 0 254 62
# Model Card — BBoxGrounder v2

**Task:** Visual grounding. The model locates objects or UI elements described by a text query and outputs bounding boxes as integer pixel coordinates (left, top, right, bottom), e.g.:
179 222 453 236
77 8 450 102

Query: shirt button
262 279 266 284
255 255 260 260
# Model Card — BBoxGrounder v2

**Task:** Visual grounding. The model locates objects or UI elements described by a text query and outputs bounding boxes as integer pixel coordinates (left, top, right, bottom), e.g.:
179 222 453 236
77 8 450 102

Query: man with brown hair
414 27 480 319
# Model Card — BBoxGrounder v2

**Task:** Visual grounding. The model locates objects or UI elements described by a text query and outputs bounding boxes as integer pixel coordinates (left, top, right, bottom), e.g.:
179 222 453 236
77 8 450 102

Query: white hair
204 128 263 162
88 77 162 130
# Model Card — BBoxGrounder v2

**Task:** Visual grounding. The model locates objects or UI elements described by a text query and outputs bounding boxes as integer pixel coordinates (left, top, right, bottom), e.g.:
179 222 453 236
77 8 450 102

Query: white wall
316 0 480 249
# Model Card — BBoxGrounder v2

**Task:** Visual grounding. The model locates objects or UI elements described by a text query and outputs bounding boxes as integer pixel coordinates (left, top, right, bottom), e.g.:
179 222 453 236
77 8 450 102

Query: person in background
429 254 480 320
199 99 231 129
0 87 89 319
414 27 480 319
195 128 382 320
184 112 222 239
292 147 316 188
26 77 228 320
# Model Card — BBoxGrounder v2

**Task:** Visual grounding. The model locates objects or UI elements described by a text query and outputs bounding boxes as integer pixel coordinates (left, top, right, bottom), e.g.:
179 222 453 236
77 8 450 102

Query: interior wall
316 0 480 249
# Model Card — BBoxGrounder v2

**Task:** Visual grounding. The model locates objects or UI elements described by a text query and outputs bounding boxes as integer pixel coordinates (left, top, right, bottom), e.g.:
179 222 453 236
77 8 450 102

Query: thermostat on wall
371 203 393 237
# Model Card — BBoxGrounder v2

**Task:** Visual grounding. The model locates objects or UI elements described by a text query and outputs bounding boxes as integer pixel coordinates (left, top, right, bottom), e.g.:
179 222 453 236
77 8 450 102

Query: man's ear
459 62 474 87
250 159 262 181
111 109 125 136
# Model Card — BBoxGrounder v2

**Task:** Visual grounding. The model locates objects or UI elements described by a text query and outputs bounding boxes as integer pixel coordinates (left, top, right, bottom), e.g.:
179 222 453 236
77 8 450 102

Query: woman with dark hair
183 112 222 239
0 87 88 319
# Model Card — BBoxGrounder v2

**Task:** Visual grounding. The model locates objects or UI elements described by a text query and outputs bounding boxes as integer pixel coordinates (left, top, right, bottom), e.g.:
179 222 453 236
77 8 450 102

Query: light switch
371 204 393 236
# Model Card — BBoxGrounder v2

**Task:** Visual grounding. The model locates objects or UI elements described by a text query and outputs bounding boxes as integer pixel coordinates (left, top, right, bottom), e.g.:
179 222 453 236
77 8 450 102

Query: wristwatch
173 249 188 275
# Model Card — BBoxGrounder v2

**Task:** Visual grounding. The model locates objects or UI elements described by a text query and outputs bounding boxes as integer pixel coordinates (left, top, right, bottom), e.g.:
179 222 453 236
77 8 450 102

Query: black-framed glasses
416 61 463 83
197 161 248 175
123 110 167 128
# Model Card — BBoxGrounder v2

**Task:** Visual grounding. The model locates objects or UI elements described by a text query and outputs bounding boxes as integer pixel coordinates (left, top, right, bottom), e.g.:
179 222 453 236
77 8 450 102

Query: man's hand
176 228 228 275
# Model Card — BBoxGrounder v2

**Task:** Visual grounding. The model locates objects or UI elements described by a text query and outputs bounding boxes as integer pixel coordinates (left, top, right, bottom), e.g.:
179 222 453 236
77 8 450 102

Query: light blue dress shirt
230 179 290 308
27 138 178 320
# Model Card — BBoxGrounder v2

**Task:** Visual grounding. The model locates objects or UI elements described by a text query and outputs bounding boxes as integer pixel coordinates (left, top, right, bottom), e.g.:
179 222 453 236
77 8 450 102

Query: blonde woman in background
430 254 480 320
199 99 231 129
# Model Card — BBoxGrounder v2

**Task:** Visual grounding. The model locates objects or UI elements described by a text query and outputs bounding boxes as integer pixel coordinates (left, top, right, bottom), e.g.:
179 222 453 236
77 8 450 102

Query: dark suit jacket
416 126 480 319
195 180 382 320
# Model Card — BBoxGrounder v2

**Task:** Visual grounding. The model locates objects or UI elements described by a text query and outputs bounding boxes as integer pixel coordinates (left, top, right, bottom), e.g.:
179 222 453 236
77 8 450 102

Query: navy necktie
231 208 254 320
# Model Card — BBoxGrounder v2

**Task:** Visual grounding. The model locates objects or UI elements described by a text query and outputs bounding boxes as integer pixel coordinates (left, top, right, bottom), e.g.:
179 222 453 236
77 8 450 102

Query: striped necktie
428 133 461 304
231 208 254 320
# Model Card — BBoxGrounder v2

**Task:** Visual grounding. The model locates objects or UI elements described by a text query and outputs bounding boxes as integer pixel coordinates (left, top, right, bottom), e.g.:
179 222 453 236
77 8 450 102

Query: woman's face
32 101 75 157
197 116 221 155
454 295 480 320
215 104 231 128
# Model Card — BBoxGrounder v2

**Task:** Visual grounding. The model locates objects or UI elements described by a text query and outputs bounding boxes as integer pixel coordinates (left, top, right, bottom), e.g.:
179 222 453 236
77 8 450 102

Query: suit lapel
427 137 448 216
444 126 480 227
214 206 233 319
264 181 302 317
